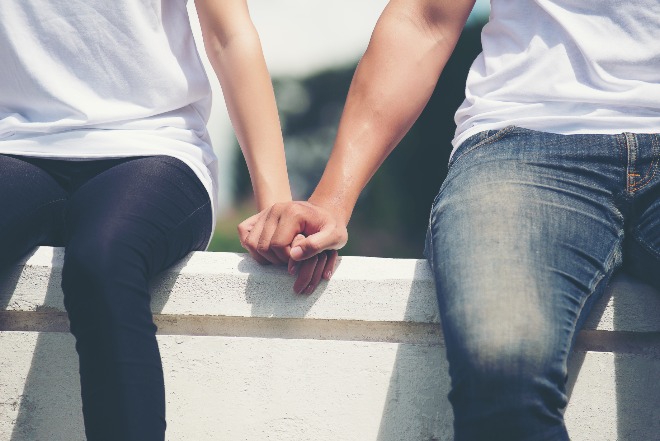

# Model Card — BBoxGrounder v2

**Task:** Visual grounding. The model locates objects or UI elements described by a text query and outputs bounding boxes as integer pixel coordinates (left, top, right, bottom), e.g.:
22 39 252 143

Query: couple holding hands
1 0 658 440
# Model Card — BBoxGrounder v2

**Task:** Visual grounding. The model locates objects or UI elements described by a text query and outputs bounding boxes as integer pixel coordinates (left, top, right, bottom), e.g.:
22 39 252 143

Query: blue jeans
425 126 660 441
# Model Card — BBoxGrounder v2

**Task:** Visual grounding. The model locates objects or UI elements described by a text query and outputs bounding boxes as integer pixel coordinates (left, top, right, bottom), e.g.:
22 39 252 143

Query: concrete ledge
1 247 659 440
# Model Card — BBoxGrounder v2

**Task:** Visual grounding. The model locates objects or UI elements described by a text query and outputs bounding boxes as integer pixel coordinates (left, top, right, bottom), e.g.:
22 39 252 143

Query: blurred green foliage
213 21 485 258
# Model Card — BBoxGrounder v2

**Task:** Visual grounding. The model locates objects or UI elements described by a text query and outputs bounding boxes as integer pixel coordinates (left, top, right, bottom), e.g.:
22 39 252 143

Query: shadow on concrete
4 249 186 441
612 274 660 441
238 254 332 319
565 276 614 401
150 252 195 315
6 250 84 441
0 251 30 323
376 260 452 441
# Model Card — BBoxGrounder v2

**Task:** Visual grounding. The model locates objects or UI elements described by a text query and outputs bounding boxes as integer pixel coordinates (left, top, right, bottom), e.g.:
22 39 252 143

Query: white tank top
0 0 218 225
454 0 660 148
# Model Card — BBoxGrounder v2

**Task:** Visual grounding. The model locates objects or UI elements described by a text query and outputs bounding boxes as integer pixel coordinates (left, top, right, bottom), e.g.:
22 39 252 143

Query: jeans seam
629 157 658 192
9 197 67 230
172 199 211 232
140 199 211 277
179 199 213 247
162 199 213 254
425 201 436 268
590 226 623 292
141 156 212 250
616 134 626 186
629 135 660 192
566 225 623 355
631 227 660 261
449 125 517 169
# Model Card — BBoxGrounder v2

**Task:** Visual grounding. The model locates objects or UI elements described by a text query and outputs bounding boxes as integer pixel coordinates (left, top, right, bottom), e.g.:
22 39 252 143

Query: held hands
238 201 348 294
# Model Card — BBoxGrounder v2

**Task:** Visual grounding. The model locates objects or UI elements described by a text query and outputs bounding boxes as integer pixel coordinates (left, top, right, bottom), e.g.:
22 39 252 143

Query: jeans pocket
449 125 517 169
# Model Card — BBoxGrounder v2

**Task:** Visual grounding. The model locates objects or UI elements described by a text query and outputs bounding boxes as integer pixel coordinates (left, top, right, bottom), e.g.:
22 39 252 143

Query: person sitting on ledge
239 0 660 439
0 1 291 440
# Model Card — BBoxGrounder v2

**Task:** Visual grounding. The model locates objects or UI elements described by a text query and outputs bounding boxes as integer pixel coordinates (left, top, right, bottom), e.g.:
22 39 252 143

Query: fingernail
324 270 332 279
304 284 314 294
288 265 296 275
291 246 303 260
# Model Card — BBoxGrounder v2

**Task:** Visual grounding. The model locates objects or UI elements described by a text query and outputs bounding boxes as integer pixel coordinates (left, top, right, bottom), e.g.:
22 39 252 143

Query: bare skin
195 0 293 263
239 0 476 293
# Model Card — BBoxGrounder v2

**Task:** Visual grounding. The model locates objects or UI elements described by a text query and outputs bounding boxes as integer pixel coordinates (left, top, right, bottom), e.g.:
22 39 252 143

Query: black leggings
0 154 212 441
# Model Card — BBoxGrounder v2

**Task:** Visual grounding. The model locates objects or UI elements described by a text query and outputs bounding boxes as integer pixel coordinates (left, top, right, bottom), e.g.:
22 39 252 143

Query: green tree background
210 21 485 258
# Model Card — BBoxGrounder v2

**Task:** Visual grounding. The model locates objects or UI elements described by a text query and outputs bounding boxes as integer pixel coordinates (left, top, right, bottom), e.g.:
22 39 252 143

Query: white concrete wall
0 247 659 441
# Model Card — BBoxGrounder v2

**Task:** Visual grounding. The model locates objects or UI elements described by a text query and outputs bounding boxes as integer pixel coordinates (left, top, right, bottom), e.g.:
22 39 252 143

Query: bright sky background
188 0 490 213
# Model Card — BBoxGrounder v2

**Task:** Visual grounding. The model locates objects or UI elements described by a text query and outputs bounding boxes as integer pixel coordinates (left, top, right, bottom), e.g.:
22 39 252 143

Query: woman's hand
238 201 346 293
238 208 287 265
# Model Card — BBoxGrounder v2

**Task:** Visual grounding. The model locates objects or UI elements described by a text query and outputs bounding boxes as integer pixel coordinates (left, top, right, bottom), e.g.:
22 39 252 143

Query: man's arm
241 0 476 292
306 0 476 226
195 0 292 264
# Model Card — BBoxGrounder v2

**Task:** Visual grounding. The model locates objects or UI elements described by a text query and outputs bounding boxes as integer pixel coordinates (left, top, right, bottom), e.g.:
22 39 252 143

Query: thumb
287 234 307 274
290 228 346 261
291 233 306 248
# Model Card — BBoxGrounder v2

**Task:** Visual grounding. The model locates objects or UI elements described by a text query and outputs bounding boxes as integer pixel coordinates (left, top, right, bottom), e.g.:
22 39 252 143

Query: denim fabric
425 126 660 441
0 154 212 441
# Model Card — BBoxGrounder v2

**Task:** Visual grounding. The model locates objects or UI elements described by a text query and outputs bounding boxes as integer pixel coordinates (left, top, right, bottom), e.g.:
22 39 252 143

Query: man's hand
287 234 339 295
238 201 348 293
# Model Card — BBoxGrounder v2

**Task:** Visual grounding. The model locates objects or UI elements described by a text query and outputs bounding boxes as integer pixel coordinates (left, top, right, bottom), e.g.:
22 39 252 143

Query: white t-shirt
0 0 218 225
454 0 660 148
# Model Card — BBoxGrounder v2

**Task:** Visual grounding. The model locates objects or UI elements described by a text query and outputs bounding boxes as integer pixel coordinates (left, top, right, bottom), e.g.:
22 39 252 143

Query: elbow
397 0 476 48
203 24 261 61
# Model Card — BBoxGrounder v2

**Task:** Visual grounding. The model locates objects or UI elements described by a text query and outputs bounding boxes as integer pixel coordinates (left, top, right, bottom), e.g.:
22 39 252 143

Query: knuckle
237 227 247 241
256 242 269 254
272 201 287 213
288 204 305 218
306 238 322 252
245 237 258 251
249 251 266 264
269 236 288 249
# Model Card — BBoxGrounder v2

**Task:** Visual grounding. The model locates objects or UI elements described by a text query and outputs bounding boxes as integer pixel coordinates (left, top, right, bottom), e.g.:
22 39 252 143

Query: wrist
253 175 292 211
256 195 292 212
308 192 353 227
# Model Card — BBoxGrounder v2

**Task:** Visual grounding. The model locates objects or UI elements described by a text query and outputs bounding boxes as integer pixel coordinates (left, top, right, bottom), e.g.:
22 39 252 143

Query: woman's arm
195 0 292 264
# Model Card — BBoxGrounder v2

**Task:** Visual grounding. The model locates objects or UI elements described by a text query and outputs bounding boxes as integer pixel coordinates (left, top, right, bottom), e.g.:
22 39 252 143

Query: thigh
429 129 625 364
426 128 625 438
0 154 67 267
64 155 212 276
625 183 660 291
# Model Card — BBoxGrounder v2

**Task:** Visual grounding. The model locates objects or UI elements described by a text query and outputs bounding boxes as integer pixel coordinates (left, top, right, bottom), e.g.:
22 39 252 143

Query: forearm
310 0 474 224
196 0 291 210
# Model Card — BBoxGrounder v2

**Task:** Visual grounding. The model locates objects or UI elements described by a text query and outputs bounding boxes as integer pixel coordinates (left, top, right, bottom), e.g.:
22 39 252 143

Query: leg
426 128 625 440
0 154 67 267
60 156 212 441
623 134 660 291
625 199 660 290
